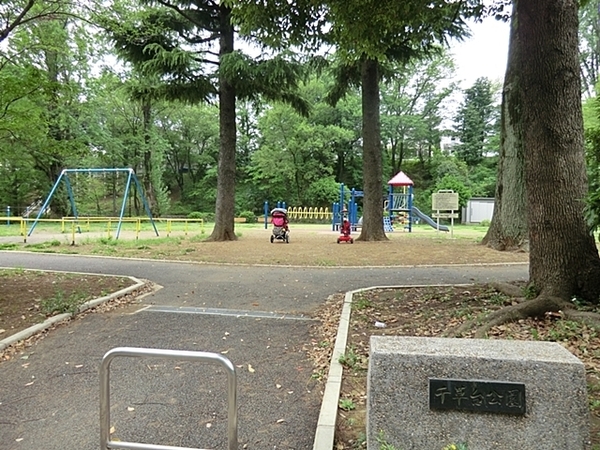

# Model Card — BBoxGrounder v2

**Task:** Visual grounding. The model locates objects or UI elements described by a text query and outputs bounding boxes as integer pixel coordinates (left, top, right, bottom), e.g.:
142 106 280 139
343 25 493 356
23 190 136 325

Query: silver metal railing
100 347 238 450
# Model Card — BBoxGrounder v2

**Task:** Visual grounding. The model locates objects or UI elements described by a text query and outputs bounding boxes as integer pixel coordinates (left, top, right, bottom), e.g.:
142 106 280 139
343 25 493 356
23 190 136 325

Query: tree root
488 281 525 299
445 295 576 339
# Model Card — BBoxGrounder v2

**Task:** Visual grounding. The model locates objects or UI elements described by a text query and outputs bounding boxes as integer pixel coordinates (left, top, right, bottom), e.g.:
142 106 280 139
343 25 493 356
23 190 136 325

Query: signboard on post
431 212 459 219
431 192 459 211
431 190 459 238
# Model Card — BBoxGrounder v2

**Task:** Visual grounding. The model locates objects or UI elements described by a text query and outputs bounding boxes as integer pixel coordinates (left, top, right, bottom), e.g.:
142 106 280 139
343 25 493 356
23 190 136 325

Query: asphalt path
0 252 528 450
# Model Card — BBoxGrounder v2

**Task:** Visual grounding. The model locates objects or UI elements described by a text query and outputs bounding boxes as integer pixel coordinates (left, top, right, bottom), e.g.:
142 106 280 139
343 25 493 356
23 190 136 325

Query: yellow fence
6 216 204 243
286 207 332 220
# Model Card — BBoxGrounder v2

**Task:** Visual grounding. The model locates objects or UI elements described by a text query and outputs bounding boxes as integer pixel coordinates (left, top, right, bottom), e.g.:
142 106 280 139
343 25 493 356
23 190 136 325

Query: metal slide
412 206 450 232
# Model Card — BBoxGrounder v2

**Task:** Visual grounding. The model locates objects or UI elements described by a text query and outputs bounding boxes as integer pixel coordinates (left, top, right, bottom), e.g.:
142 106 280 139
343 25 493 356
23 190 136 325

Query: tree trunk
518 0 600 301
208 5 237 241
357 58 387 241
482 6 528 251
142 99 157 214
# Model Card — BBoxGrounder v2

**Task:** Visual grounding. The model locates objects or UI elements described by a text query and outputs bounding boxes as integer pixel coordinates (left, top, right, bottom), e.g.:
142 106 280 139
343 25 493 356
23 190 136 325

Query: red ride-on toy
337 218 354 244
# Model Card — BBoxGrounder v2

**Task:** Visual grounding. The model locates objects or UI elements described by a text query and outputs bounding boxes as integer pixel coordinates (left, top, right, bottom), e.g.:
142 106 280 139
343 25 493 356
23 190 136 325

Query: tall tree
519 0 600 301
453 77 499 166
104 0 309 241
322 0 479 241
457 0 600 338
381 53 457 176
482 7 529 251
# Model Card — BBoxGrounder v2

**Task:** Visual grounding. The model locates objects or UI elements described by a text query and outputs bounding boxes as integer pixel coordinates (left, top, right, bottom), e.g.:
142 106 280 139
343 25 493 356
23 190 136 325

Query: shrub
187 211 214 222
238 210 256 223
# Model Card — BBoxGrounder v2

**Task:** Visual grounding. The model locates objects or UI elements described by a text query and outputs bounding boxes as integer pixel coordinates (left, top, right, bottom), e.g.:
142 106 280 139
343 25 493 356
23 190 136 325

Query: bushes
238 210 257 223
187 211 215 222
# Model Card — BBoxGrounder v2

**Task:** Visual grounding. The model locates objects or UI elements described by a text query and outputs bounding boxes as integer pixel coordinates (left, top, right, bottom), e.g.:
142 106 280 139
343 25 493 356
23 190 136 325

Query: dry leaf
109 426 115 434
248 364 255 373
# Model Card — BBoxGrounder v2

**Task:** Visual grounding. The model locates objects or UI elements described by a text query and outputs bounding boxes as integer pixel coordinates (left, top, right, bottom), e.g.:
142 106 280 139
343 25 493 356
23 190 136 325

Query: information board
432 192 459 211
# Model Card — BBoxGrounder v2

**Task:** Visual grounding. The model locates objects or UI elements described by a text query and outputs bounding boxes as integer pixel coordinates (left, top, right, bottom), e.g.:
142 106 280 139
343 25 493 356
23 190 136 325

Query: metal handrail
100 347 237 450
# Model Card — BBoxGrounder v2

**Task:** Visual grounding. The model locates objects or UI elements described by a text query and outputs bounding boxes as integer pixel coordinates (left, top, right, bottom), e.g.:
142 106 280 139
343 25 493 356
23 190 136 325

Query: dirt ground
0 270 137 341
1 225 530 267
308 286 600 449
0 225 526 343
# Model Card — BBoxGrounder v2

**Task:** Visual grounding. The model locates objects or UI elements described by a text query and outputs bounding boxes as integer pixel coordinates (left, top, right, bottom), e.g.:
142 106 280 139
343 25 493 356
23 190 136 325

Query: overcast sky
450 16 511 88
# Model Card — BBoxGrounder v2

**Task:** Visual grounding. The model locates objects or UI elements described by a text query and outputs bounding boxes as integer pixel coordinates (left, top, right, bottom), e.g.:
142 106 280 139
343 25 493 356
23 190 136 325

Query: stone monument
367 336 589 449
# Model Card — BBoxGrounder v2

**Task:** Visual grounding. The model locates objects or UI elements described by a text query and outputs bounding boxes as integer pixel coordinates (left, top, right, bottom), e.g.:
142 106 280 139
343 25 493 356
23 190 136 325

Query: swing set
28 168 159 239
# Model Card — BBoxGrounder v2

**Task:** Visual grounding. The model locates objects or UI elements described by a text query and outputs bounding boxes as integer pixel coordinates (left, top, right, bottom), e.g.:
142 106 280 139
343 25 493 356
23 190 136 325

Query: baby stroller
270 208 290 243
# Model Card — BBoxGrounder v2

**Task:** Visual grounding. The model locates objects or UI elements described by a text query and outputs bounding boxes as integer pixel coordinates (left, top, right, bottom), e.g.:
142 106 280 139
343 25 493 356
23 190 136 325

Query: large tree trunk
518 0 600 301
357 58 387 241
482 6 528 251
141 99 158 214
208 5 237 242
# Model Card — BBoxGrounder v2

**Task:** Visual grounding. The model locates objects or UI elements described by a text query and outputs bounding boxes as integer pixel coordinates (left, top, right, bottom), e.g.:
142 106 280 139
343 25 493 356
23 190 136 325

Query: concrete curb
312 283 473 450
0 273 147 352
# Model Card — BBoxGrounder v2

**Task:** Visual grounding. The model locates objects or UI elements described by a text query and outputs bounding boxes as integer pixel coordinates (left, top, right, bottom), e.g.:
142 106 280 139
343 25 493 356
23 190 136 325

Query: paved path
0 252 528 450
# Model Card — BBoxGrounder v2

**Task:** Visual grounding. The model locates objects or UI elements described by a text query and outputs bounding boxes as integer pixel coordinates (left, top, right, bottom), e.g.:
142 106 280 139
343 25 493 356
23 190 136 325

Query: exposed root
488 281 525 299
446 295 575 338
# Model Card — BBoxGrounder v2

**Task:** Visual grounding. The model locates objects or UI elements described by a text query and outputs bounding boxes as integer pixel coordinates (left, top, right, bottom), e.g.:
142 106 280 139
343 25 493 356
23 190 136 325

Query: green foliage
376 431 401 450
454 77 500 166
523 284 539 300
249 102 348 205
546 320 583 342
434 175 472 209
187 211 214 222
238 210 256 223
338 347 362 370
353 295 372 310
305 177 340 207
381 52 457 174
582 92 600 233
339 398 356 411
41 290 88 316
324 0 481 62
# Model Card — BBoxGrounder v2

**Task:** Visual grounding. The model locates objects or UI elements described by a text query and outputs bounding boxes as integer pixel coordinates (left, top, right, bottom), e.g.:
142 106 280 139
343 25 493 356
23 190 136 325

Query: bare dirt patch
308 285 600 449
0 269 138 341
3 226 529 267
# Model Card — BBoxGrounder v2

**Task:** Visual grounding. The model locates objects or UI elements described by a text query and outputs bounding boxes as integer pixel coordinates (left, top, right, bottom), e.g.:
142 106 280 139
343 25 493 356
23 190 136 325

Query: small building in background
462 197 495 224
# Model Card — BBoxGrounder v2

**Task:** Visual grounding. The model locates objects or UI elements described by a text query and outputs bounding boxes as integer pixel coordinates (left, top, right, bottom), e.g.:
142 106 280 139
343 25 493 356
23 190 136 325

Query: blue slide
412 206 450 232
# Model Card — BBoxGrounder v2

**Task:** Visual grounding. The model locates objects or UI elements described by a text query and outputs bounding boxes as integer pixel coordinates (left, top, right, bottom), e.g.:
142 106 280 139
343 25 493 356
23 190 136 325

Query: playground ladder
383 217 394 232
100 347 238 450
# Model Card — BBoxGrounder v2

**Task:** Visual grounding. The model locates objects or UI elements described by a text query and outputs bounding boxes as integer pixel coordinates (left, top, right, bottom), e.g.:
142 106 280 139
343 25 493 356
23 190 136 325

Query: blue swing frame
27 168 159 239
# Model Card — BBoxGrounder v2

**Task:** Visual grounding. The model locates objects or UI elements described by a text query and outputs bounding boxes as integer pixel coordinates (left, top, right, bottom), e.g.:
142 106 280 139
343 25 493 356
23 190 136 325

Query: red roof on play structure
387 171 414 186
